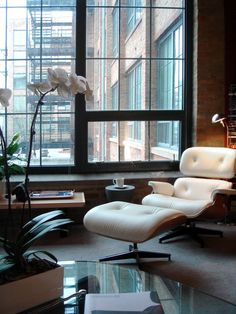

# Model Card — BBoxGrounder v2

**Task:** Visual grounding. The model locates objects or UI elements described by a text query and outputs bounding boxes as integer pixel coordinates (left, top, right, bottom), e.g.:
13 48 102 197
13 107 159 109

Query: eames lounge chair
142 146 236 247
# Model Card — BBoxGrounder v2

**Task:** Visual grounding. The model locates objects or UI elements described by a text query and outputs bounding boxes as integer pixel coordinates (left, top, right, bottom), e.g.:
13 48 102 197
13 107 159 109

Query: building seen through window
0 0 191 173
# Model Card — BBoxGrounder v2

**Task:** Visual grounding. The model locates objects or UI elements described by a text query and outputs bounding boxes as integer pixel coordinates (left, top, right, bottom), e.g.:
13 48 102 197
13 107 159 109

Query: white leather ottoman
83 201 186 263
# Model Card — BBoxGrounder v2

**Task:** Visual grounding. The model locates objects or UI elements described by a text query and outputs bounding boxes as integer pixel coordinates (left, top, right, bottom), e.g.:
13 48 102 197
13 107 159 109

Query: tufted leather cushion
84 201 186 243
142 194 213 218
174 177 232 200
180 147 236 179
142 177 232 218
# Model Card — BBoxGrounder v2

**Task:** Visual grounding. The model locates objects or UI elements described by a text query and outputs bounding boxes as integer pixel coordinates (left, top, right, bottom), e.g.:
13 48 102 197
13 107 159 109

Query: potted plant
0 68 92 313
0 132 25 199
0 210 72 313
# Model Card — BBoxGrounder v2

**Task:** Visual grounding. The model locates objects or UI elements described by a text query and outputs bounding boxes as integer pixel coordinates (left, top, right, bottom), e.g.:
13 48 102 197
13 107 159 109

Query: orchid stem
24 88 55 220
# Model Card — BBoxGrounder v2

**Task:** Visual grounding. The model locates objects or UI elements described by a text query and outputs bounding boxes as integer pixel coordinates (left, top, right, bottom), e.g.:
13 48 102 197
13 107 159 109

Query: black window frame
2 0 193 175
77 0 193 174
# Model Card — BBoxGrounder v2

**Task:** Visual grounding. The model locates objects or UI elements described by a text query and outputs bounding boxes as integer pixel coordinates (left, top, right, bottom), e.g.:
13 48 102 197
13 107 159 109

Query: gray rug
31 222 236 305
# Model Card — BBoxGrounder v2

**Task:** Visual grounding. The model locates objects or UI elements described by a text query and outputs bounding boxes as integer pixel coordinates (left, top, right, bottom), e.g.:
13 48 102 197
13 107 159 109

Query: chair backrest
180 147 236 179
174 177 232 200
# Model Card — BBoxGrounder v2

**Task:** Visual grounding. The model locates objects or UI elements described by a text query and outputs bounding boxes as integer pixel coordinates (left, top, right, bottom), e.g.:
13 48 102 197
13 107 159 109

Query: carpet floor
30 221 236 306
30 224 236 304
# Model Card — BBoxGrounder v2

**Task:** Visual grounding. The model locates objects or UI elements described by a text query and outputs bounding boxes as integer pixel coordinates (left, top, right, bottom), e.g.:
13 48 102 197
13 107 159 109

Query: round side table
105 185 135 202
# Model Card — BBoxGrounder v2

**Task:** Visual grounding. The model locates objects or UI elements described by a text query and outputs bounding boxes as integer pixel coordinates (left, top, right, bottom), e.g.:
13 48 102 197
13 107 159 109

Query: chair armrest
148 181 174 196
211 188 236 200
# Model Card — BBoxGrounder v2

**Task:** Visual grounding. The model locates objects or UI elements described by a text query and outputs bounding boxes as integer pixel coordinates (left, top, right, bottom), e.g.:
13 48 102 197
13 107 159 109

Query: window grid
0 0 192 173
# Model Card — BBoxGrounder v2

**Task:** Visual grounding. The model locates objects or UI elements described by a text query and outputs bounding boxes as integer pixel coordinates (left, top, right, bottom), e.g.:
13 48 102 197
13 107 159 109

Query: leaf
0 237 18 257
17 210 65 238
19 218 72 253
25 250 58 264
0 156 4 166
0 259 15 272
7 143 19 156
8 164 25 175
0 167 4 181
6 133 21 155
11 133 21 143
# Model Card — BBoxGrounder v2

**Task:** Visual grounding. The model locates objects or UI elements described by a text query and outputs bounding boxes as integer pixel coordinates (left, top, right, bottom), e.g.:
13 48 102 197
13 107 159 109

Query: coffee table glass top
31 260 236 314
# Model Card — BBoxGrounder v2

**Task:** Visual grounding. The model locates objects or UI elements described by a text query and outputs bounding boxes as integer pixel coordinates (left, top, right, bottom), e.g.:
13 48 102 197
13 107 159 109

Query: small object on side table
105 184 135 202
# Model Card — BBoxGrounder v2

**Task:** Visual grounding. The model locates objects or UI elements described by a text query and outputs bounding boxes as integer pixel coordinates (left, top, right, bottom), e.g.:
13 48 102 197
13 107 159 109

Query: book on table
30 190 74 199
84 291 164 314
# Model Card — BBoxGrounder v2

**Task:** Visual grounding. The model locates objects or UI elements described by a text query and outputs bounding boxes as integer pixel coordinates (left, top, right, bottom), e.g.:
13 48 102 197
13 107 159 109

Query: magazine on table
30 190 74 199
84 291 164 314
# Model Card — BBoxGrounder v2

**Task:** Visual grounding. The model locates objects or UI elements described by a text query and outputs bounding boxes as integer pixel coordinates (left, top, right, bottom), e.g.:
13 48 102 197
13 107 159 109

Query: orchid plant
23 68 93 207
0 67 92 209
0 68 92 277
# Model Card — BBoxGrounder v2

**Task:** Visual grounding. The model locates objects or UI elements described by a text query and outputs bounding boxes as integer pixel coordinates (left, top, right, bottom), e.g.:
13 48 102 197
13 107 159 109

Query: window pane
120 7 148 58
150 120 180 161
18 113 74 166
86 59 118 111
7 0 76 6
112 4 119 57
41 8 75 59
151 16 184 110
88 120 180 162
120 0 147 7
13 96 26 112
89 121 148 162
151 9 184 58
2 2 76 168
120 59 150 110
7 0 27 6
88 121 119 162
86 7 116 59
152 0 184 8
123 3 143 38
0 1 6 7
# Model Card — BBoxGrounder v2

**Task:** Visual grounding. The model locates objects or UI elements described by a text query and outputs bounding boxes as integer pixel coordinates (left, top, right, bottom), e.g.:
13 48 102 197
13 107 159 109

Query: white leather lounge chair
142 147 236 247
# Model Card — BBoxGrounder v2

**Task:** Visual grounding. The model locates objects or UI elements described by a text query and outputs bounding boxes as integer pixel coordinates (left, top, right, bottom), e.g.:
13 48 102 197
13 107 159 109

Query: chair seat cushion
83 201 186 243
142 194 212 219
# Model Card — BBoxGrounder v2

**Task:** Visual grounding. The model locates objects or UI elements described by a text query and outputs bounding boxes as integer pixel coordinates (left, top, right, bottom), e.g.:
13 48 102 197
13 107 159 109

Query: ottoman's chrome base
99 243 171 264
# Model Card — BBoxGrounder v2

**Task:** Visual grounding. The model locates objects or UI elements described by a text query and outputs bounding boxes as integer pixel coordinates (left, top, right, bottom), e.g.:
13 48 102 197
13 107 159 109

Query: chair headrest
180 147 236 179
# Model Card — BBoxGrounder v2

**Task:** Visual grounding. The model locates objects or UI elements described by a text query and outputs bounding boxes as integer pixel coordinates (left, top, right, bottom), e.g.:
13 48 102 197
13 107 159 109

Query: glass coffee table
27 261 236 314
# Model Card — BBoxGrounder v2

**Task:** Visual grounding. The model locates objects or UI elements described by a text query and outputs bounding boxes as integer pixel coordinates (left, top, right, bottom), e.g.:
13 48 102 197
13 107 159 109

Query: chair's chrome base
159 222 223 247
99 243 171 264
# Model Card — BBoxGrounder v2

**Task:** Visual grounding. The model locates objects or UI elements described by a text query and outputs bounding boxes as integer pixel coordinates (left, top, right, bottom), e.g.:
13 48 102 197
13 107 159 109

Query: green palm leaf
17 210 66 238
24 250 58 264
6 133 21 155
0 259 15 272
18 218 72 253
1 210 72 273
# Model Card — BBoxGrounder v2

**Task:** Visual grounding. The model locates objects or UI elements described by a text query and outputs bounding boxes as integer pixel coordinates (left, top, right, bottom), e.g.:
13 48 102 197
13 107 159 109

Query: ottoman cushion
84 201 186 243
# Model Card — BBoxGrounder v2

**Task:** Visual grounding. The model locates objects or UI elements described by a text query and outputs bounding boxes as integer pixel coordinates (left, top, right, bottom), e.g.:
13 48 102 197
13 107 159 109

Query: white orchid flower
69 74 87 94
84 81 93 101
69 74 93 101
47 68 71 99
27 82 52 96
0 88 12 107
47 67 93 100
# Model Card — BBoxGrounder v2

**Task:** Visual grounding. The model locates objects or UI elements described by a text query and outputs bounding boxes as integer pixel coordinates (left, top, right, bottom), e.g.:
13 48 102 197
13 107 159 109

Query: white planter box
0 265 64 314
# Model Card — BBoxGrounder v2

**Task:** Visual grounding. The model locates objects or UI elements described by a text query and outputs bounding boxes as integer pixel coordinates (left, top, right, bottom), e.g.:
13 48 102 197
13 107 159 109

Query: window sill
11 171 181 184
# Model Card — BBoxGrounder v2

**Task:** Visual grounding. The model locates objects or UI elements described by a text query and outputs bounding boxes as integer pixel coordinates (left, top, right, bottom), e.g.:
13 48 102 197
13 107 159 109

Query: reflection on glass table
25 260 236 314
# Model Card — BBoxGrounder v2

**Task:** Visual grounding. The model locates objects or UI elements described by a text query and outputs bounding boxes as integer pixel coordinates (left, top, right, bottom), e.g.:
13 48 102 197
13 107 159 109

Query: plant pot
0 265 64 314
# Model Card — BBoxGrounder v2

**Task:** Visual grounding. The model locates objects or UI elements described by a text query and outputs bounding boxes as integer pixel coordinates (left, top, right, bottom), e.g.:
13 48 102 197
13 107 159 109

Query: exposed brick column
193 0 225 146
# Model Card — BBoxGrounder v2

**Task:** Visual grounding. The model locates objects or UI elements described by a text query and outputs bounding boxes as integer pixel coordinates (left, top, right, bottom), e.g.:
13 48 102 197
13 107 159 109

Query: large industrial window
0 0 192 174
156 19 183 153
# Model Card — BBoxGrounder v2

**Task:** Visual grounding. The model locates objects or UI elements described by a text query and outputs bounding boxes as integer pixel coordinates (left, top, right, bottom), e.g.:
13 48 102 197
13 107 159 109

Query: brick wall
194 0 226 147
